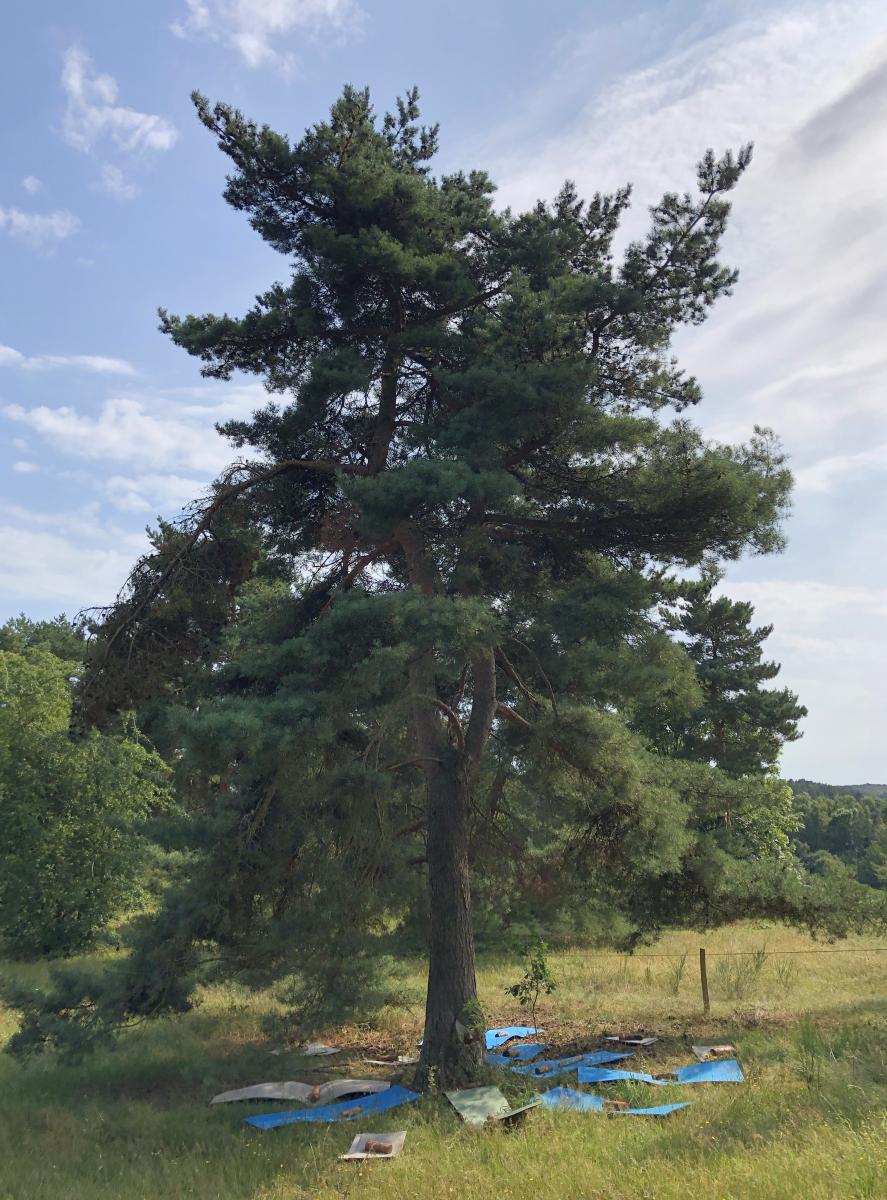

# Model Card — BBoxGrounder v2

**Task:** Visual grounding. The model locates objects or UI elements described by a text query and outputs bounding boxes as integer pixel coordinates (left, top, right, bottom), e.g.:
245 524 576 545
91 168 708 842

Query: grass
0 921 885 1199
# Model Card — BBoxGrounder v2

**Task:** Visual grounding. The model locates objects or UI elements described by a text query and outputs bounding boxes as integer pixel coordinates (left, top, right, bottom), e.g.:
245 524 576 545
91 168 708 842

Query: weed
664 952 688 996
505 939 556 1030
714 945 768 1000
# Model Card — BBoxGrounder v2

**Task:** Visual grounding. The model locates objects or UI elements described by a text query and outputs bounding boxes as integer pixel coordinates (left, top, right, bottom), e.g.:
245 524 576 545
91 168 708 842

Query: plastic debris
541 1086 689 1117
484 1026 543 1050
512 1050 632 1077
340 1131 407 1160
603 1035 658 1047
211 1079 390 1107
577 1066 670 1086
487 1042 548 1066
673 1058 745 1084
302 1042 340 1056
243 1085 419 1130
445 1085 541 1127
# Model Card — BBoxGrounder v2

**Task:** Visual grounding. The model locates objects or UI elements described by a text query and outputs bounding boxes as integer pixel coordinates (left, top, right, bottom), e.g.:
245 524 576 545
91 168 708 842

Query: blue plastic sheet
541 1088 690 1117
615 1102 692 1117
540 1086 605 1112
673 1058 744 1084
486 1042 548 1066
514 1051 632 1077
243 1085 420 1130
484 1026 542 1050
577 1066 670 1086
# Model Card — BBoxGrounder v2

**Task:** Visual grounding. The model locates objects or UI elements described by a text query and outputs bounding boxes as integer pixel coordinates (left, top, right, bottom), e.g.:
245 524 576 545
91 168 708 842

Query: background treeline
787 780 887 890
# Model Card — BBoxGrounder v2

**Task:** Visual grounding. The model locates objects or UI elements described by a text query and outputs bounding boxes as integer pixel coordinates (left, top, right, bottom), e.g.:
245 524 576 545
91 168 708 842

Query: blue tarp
486 1042 548 1066
485 1026 542 1050
243 1085 420 1130
540 1086 605 1112
614 1102 692 1117
673 1058 745 1084
541 1087 690 1117
512 1050 632 1077
577 1066 670 1086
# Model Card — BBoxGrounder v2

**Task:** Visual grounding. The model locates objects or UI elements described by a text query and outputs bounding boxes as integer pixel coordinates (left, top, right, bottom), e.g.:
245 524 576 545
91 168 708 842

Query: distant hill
786 779 887 799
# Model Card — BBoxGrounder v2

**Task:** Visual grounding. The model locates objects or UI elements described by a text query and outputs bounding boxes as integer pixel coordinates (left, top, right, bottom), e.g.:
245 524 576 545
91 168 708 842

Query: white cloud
12 461 39 474
794 443 887 494
0 206 80 253
0 345 25 367
171 0 364 69
0 346 135 375
21 176 42 194
97 163 140 201
105 472 207 513
719 576 887 780
60 46 179 155
0 502 148 611
2 396 235 474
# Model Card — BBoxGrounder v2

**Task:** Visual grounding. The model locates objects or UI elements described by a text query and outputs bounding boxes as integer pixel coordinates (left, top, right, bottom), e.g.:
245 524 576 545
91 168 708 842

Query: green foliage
0 646 171 959
506 939 556 1029
788 785 887 889
634 564 806 775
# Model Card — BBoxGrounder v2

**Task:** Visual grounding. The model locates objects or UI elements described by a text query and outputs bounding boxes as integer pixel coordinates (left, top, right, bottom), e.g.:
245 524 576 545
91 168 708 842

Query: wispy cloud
0 206 80 253
0 501 148 610
61 47 179 155
0 346 135 375
21 176 42 194
97 163 140 201
12 461 39 474
170 0 364 69
3 395 238 474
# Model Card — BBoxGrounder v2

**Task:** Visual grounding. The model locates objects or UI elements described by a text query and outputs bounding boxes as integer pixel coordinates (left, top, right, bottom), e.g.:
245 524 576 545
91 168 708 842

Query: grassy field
1 922 885 1200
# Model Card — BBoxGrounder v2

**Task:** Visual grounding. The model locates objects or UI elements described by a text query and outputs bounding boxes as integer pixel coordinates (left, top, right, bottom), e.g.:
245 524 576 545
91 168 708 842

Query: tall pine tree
12 88 822 1083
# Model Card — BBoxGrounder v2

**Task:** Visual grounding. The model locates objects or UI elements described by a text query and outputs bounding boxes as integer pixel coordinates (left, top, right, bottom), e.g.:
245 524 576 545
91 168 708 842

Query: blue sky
2 1 886 782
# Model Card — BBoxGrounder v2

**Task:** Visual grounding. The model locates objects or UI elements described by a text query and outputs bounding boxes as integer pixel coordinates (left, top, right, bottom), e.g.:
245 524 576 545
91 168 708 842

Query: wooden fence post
699 947 710 1013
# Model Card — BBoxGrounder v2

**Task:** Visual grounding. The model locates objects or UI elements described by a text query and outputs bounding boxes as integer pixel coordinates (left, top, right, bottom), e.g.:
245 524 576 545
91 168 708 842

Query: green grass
1 922 885 1199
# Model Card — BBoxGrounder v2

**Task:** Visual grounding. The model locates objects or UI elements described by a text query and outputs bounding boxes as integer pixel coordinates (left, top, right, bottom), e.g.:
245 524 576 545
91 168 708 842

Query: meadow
1 922 884 1200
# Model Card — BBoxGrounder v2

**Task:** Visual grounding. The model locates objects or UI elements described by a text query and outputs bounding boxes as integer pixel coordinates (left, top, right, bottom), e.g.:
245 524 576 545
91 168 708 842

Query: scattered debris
540 1086 688 1116
365 1055 420 1067
511 1050 632 1077
691 1044 737 1061
341 1131 407 1161
445 1086 541 1127
486 1042 548 1066
603 1035 658 1047
302 1042 341 1056
577 1066 670 1086
673 1059 745 1084
211 1079 390 1106
613 1102 692 1117
243 1085 419 1130
485 1026 544 1050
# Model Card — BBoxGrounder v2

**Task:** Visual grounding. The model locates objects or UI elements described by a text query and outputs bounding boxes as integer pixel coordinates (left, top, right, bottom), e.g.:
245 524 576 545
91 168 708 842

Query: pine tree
636 564 806 775
11 88 818 1083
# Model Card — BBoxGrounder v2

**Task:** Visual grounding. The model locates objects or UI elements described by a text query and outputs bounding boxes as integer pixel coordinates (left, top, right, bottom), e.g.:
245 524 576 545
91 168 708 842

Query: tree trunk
414 752 485 1090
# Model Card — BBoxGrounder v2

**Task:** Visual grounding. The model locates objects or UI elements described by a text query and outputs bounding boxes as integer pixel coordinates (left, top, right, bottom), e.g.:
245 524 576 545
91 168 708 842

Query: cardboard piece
691 1044 737 1061
673 1058 745 1084
577 1066 670 1086
211 1079 389 1107
445 1085 541 1127
511 1050 632 1077
484 1026 543 1050
340 1131 407 1160
244 1085 419 1130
